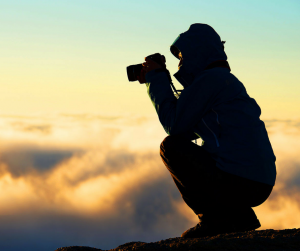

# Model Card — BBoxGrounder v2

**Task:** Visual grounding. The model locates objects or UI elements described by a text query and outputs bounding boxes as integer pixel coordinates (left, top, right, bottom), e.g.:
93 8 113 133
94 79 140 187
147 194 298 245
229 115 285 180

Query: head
170 23 227 87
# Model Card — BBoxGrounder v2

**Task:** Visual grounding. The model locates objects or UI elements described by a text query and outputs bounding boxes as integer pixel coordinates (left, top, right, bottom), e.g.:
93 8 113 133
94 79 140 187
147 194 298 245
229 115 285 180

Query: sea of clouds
0 114 299 251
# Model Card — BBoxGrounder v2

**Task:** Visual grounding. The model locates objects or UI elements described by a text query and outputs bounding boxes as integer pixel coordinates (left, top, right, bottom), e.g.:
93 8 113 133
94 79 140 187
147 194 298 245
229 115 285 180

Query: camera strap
155 68 181 98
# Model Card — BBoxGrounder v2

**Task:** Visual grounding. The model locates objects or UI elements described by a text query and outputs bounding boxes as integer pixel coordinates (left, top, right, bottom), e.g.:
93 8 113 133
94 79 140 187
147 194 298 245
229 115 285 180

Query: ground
55 228 300 251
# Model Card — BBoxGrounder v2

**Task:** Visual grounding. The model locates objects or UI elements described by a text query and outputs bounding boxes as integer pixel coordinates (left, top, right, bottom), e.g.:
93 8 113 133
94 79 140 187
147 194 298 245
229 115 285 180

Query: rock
55 247 103 251
55 228 300 251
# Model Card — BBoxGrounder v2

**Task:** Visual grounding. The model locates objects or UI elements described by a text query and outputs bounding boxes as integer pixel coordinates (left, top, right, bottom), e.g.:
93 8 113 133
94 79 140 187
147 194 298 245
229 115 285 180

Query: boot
181 209 261 238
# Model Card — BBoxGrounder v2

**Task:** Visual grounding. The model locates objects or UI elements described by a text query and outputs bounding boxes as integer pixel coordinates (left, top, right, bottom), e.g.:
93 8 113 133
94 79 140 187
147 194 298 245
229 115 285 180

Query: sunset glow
0 1 299 250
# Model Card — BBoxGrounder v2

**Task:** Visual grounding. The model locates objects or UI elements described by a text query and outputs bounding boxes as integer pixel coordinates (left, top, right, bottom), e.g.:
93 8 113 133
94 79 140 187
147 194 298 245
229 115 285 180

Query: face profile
178 52 183 69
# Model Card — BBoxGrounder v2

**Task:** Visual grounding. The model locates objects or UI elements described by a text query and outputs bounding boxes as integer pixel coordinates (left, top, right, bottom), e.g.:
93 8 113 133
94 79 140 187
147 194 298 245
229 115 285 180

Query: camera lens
127 64 143 82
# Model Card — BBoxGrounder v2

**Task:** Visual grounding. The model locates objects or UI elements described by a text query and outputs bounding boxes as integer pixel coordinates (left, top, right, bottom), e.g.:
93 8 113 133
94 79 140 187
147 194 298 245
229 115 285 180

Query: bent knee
160 135 184 155
160 136 171 155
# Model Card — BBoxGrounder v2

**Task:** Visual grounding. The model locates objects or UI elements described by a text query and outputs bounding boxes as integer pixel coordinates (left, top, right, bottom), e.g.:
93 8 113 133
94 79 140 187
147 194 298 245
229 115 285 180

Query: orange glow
0 115 299 231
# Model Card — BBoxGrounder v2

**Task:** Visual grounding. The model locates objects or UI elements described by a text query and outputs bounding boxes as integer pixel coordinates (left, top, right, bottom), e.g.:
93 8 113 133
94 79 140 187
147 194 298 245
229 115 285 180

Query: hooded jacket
145 24 276 186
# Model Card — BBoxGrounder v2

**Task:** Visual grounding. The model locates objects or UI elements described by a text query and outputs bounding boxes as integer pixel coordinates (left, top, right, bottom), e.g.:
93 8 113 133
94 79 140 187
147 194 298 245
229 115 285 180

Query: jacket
145 24 276 186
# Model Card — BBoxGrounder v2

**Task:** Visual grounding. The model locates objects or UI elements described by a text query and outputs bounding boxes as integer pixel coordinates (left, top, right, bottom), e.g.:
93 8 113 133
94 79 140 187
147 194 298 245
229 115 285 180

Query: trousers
160 135 273 220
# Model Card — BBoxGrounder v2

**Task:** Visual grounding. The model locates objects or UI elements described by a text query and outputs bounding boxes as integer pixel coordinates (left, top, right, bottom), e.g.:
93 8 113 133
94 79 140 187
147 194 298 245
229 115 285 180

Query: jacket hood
171 24 228 87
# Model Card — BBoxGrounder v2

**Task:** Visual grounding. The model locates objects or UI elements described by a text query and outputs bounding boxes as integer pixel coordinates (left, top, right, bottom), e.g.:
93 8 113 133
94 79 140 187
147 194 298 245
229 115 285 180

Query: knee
160 136 181 170
160 136 171 156
160 135 182 156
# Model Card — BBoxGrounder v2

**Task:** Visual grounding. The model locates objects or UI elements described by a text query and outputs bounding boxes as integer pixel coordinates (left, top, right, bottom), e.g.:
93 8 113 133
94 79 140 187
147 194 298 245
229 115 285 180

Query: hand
137 55 166 84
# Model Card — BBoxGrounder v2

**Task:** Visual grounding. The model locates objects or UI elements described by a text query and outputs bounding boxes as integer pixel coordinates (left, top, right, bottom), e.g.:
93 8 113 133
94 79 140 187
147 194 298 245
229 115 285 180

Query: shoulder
199 68 245 88
200 68 234 81
188 68 247 104
191 68 234 89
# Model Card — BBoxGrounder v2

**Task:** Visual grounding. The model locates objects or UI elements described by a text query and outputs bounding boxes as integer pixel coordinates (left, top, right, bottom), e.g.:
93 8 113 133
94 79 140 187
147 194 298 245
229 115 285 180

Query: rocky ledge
55 228 300 251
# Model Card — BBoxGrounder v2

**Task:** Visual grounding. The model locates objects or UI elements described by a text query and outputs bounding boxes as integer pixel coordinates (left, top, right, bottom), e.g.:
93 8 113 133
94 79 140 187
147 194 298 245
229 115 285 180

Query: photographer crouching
127 23 276 238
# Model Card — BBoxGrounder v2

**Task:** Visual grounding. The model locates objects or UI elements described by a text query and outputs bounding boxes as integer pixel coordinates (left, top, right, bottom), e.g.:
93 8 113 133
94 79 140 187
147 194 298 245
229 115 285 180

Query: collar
204 60 231 71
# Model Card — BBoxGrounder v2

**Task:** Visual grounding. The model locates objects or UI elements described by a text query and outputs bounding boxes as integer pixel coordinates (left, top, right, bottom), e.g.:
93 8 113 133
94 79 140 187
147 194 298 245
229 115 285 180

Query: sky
0 1 300 251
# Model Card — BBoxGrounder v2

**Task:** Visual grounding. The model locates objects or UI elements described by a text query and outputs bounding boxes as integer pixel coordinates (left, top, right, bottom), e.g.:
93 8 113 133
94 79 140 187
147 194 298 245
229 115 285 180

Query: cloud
0 113 196 251
60 113 121 122
0 146 76 178
10 121 52 135
0 115 300 250
0 146 193 250
253 119 300 229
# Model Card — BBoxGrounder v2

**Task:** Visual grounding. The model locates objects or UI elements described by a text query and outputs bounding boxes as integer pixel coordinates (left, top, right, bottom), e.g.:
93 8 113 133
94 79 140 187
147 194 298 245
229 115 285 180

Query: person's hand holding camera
137 55 166 84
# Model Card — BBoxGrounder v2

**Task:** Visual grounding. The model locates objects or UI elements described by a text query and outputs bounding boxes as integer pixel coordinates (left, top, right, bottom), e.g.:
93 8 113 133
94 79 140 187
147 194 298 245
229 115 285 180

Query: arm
145 70 225 136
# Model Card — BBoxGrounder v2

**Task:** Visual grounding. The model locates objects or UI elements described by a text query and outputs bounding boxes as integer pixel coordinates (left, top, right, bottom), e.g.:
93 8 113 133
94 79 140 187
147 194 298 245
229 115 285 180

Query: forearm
146 70 178 134
145 70 200 141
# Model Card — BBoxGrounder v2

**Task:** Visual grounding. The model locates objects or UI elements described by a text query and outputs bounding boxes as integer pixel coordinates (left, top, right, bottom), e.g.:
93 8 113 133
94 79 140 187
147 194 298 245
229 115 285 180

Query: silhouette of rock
56 247 102 251
55 228 300 251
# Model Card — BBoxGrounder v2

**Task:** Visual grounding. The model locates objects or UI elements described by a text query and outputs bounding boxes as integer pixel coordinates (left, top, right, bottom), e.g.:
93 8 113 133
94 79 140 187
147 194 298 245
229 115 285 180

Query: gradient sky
1 1 300 251
1 0 299 119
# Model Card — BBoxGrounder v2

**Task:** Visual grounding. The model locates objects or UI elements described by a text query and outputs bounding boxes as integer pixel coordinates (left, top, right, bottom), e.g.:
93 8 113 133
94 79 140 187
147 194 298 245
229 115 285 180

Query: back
190 68 276 185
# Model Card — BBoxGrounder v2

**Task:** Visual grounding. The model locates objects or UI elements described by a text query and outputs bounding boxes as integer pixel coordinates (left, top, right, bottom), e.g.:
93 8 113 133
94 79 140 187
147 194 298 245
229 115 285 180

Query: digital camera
126 53 165 82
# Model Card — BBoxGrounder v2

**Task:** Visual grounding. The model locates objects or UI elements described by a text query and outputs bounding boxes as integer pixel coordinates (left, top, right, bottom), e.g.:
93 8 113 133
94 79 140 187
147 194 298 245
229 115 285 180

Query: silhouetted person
137 23 276 238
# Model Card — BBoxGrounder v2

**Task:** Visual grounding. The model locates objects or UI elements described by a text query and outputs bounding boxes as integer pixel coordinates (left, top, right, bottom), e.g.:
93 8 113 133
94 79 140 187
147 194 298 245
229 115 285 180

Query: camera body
126 53 165 82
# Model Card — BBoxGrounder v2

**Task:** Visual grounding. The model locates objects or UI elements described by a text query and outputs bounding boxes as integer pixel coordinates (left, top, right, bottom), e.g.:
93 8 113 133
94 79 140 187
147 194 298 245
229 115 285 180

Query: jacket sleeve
145 69 225 136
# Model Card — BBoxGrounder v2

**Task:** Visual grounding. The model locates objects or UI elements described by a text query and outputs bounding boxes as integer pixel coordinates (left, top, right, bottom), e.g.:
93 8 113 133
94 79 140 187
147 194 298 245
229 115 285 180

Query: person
137 23 276 238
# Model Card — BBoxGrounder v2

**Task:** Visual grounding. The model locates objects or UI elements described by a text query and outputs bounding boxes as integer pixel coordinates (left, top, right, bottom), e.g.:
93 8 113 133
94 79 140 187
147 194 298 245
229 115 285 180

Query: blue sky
0 0 299 118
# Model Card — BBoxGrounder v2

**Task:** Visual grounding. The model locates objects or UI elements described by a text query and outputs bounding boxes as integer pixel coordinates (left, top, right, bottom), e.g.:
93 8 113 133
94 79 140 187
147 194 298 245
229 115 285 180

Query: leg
160 135 274 237
214 170 273 230
160 135 220 214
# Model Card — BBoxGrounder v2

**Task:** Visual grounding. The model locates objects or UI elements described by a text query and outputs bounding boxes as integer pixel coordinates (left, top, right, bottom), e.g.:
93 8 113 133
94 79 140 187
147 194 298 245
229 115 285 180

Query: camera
126 53 165 82
126 53 181 98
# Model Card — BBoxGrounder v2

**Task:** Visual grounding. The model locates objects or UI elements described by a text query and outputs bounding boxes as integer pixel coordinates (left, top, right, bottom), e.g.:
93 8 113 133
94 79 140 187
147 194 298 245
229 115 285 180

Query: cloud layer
0 115 299 251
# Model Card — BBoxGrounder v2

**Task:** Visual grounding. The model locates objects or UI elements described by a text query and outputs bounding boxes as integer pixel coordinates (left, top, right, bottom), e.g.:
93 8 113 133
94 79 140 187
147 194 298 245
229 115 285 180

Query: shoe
181 213 261 238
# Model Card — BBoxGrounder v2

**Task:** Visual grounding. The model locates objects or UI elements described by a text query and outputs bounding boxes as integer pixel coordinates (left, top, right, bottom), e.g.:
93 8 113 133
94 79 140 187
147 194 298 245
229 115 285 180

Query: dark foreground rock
55 228 300 251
